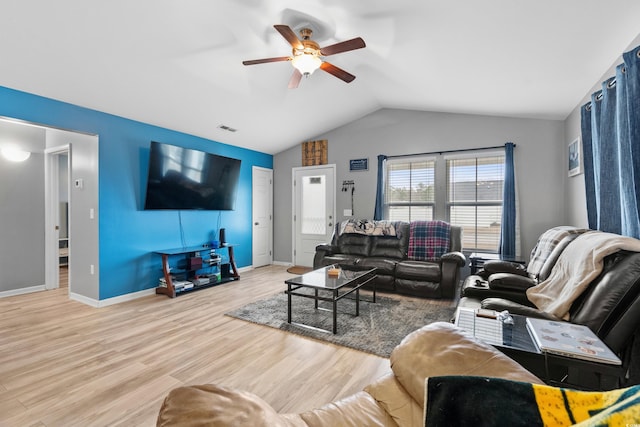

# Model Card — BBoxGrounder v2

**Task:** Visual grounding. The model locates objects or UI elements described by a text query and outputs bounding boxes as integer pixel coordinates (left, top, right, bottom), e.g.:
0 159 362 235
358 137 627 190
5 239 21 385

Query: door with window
292 165 335 267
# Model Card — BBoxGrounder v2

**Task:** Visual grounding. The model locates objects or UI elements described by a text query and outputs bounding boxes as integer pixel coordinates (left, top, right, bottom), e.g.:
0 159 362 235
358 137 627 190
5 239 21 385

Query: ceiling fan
242 25 366 89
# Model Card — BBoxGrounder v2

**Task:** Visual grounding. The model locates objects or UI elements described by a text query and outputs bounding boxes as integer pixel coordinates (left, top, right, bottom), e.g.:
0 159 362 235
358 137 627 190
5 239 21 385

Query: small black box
188 256 202 270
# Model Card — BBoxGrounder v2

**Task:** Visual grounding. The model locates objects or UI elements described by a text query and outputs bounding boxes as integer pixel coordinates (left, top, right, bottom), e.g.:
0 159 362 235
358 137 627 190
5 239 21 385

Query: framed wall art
568 137 582 177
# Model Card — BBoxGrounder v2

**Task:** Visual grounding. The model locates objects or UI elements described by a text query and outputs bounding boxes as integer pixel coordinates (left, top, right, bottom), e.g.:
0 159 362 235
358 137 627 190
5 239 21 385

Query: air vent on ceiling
217 124 237 133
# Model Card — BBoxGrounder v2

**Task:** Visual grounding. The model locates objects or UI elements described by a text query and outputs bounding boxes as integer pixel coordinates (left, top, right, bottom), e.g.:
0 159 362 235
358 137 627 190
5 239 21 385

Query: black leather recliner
459 246 640 386
463 226 587 302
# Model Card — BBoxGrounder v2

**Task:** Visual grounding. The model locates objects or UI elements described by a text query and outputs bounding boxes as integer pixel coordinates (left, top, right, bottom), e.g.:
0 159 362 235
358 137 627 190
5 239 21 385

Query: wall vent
217 124 237 133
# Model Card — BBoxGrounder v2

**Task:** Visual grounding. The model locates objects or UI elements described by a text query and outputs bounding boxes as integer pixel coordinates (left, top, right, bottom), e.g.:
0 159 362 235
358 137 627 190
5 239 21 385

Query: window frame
382 149 506 252
382 155 436 222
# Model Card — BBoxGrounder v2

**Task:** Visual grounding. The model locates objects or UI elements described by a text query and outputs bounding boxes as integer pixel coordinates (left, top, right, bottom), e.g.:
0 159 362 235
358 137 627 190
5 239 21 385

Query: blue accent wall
0 86 272 299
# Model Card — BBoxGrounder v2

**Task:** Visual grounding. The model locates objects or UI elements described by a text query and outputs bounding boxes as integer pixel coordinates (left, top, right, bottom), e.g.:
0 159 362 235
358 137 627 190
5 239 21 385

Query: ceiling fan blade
320 61 356 83
274 25 303 50
320 37 366 56
288 69 303 89
242 56 290 66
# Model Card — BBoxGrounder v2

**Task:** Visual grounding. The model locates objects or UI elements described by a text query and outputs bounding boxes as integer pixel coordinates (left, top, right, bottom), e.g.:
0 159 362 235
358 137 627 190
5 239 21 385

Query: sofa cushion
395 260 440 282
389 322 542 408
357 257 398 275
370 236 406 259
337 234 371 256
298 391 396 427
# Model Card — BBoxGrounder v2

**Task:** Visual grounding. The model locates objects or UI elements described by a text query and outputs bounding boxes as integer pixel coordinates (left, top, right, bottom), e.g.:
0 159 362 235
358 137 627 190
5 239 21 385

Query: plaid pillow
408 221 451 261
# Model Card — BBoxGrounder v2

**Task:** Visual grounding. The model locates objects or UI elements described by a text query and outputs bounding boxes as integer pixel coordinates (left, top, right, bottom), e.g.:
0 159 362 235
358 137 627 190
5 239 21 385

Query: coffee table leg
287 284 292 324
333 290 338 334
315 288 318 309
356 287 360 316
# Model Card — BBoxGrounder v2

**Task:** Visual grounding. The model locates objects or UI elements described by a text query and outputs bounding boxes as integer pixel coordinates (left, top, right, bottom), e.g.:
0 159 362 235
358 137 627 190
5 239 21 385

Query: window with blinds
447 155 505 251
384 158 435 221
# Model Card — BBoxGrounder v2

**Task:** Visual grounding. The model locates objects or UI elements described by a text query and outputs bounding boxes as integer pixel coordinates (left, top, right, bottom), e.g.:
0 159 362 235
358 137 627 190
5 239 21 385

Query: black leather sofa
313 221 466 298
458 229 640 386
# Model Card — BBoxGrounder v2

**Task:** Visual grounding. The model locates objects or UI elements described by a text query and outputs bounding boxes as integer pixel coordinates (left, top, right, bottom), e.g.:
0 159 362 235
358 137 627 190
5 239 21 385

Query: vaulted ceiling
1 1 639 154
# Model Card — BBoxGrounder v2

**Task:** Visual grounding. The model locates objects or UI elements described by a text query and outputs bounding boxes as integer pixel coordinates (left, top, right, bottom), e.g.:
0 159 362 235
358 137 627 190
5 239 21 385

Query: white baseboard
0 284 46 299
4 263 284 307
70 288 157 308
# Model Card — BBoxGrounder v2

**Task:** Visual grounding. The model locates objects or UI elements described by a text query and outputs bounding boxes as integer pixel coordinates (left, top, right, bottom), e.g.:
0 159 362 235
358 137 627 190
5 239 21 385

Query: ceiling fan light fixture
291 53 322 76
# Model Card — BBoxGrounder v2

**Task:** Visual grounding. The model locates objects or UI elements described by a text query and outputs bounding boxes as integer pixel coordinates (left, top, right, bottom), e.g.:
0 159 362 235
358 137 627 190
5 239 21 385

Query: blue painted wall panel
0 86 272 299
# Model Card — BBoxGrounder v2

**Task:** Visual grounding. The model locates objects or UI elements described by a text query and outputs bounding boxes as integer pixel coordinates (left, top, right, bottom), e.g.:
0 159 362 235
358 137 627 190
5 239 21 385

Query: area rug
286 266 313 275
225 291 456 358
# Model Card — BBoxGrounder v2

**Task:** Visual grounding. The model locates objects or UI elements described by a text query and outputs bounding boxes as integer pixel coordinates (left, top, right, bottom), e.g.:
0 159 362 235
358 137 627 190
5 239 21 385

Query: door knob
254 222 259 226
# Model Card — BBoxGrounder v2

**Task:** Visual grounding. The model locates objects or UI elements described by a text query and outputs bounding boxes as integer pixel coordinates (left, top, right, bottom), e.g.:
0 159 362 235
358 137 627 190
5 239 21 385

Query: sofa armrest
313 244 337 269
482 260 528 276
483 260 528 275
480 298 561 320
439 252 467 298
390 322 543 408
315 243 336 253
441 251 466 267
488 273 537 292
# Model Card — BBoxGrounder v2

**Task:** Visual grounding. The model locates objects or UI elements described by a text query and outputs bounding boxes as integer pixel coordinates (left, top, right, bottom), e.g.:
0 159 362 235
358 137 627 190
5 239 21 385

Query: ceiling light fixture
1 147 31 162
291 52 322 76
291 27 322 76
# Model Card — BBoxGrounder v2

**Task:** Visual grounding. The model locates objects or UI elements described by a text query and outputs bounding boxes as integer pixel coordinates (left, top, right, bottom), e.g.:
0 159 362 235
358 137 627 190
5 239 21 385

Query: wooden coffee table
284 265 377 334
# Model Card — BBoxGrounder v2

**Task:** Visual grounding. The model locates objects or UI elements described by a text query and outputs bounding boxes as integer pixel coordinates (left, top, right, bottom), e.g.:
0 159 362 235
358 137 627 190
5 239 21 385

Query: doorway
292 165 336 267
45 146 70 291
252 166 273 267
0 117 98 303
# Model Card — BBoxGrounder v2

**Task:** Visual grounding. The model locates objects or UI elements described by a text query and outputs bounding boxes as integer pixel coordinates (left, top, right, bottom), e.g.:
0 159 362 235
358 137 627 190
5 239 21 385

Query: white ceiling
1 1 639 155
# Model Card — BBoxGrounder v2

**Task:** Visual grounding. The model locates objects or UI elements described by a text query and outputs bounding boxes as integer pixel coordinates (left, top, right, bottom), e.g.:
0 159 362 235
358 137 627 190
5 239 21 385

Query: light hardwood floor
0 265 392 426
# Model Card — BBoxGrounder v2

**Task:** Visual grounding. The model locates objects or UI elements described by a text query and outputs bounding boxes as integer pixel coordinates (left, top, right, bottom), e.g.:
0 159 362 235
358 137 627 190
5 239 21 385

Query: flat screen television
143 141 241 210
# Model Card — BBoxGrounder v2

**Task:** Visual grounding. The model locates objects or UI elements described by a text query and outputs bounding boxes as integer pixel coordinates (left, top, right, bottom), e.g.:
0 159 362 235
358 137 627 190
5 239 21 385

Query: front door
292 165 336 267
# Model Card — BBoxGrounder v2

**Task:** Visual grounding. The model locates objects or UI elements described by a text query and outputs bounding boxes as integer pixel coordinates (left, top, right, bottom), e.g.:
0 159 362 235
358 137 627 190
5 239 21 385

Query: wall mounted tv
144 141 241 210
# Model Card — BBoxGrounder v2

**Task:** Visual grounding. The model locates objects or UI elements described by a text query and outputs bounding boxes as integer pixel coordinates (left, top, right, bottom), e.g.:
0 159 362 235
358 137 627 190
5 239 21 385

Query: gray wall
0 123 46 292
274 108 566 263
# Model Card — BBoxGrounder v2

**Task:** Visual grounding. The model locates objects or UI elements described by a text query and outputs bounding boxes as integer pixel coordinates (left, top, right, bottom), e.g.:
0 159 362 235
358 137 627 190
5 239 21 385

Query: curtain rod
386 144 514 159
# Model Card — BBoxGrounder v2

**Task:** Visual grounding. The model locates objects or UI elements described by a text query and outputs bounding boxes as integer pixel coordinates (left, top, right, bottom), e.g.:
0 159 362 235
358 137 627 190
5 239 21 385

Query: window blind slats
447 156 505 251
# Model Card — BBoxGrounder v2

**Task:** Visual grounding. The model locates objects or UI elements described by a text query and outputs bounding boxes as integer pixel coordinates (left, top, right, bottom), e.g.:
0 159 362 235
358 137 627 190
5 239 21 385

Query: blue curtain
581 45 640 238
499 142 516 258
373 154 387 220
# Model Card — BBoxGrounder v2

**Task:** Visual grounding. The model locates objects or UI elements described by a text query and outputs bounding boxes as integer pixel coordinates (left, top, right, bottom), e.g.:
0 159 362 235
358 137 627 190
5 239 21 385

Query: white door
292 165 336 267
252 167 273 267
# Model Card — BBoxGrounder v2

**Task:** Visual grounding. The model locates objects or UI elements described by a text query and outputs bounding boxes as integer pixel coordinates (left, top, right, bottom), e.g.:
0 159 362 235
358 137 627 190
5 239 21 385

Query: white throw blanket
526 231 640 320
